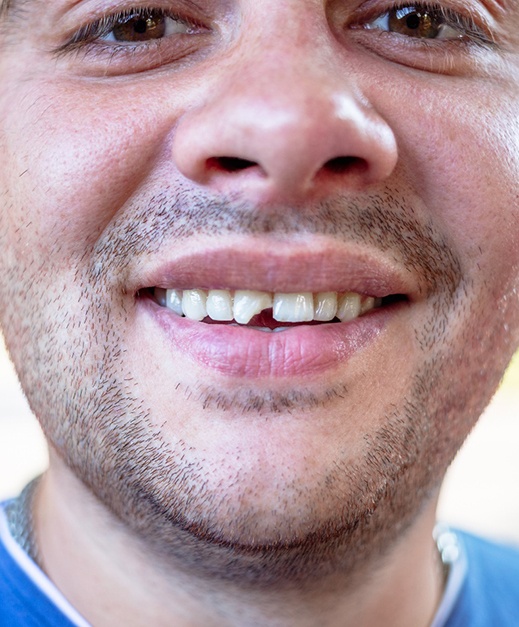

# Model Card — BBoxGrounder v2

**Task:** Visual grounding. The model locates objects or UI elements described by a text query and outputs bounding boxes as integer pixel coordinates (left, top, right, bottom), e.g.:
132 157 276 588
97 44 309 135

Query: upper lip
131 242 418 300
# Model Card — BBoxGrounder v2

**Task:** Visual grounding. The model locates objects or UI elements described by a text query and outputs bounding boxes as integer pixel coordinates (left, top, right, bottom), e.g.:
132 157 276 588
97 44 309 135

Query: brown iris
388 7 443 38
112 12 167 42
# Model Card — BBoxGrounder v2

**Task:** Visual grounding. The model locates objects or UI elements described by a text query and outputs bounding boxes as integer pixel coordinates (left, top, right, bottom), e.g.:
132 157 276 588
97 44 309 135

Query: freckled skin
0 0 519 624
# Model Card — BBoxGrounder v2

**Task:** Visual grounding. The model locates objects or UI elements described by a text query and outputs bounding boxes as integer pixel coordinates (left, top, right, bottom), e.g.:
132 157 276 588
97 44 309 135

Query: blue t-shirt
0 536 74 626
0 507 86 626
442 531 519 626
1 505 519 626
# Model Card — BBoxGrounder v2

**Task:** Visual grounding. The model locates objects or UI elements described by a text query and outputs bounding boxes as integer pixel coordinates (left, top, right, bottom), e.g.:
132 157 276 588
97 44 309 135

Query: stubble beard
1 185 516 587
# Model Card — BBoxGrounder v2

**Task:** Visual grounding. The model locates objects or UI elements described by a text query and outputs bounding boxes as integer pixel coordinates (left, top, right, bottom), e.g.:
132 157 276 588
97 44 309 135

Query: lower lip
140 297 392 378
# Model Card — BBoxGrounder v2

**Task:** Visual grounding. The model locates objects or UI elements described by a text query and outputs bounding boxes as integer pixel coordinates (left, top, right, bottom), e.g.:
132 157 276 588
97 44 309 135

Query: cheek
391 83 519 292
0 79 183 260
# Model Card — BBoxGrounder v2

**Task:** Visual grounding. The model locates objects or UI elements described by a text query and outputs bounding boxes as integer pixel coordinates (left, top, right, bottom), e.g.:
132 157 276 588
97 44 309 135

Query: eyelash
358 2 494 47
58 6 201 54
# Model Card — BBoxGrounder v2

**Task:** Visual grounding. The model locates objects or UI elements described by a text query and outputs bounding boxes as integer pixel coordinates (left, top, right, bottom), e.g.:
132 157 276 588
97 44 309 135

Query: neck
34 456 444 627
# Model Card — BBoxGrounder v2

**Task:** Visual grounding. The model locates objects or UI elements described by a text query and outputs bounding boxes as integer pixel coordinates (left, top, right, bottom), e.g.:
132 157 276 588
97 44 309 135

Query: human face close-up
0 0 518 582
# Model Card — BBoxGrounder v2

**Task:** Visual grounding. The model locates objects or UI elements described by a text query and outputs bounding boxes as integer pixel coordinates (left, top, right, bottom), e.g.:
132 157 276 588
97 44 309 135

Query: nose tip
172 71 398 200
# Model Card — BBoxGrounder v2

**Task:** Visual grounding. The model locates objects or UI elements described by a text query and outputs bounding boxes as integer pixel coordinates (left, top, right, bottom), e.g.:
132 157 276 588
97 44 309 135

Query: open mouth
146 287 405 332
134 250 411 376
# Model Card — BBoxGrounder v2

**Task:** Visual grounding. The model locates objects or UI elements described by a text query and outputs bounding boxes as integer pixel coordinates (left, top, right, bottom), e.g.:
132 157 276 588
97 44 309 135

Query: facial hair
1 182 516 587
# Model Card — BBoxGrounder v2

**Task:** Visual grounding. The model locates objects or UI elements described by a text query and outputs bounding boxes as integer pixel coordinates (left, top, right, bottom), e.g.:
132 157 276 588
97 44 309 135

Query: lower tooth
227 324 287 332
228 324 274 332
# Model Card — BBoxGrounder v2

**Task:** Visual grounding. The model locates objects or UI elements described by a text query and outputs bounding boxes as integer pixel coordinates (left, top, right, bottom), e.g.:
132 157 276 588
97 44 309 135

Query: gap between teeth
154 288 380 325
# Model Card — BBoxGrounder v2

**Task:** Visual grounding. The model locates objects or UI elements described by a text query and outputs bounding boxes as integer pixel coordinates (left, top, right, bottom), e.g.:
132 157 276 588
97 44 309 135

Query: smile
135 248 412 377
153 287 386 330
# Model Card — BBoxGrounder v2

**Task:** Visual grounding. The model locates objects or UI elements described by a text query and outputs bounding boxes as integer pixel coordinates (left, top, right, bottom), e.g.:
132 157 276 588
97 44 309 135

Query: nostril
324 156 367 175
208 156 258 173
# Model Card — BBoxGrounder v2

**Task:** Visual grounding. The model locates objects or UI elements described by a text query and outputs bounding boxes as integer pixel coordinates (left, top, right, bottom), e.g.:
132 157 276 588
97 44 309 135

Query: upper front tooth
337 292 361 322
182 289 207 321
207 290 234 321
273 293 314 323
313 292 338 321
233 290 273 324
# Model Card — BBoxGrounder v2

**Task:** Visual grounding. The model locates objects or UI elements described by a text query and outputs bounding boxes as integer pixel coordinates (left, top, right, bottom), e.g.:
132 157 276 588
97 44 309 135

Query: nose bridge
172 6 398 199
229 10 342 106
235 0 336 90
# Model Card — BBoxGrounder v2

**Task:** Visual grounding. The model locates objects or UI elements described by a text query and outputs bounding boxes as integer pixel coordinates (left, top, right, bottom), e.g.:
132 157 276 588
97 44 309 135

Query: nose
172 28 398 201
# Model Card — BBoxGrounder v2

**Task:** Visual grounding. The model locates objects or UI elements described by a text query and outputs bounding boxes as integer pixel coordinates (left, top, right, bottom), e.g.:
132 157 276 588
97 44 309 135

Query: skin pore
1 0 519 625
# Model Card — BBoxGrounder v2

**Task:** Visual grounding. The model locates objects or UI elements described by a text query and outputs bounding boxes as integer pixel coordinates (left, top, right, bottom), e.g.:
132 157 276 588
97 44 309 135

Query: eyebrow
0 1 14 19
0 0 33 19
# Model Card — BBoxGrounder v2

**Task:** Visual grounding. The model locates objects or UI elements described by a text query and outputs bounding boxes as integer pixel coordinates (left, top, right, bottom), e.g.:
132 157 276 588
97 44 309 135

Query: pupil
134 19 148 34
406 13 421 30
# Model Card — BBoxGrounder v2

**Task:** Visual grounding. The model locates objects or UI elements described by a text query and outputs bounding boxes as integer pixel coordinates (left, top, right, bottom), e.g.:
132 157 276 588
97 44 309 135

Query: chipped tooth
166 289 183 316
207 289 234 321
313 292 338 321
360 296 376 315
182 289 207 321
273 293 314 323
233 290 273 324
337 292 361 322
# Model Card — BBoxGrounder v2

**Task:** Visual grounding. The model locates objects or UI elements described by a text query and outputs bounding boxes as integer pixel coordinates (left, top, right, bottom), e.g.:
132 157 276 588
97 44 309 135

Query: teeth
206 290 233 321
337 292 361 322
154 288 382 325
273 293 314 323
166 289 183 316
360 296 376 315
182 289 207 321
233 290 273 324
313 292 338 321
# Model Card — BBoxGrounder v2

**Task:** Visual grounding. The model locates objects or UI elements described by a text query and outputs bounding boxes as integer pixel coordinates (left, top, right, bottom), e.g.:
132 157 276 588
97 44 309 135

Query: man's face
1 0 519 580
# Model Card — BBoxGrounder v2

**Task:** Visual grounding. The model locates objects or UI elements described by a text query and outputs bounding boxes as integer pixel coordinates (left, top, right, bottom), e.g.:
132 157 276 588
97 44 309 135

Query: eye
363 5 471 40
63 7 202 49
100 10 192 43
55 6 211 76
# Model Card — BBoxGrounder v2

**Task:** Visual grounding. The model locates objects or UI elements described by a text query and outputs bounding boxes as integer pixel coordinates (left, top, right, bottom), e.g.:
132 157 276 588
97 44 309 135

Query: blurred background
1 332 518 543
